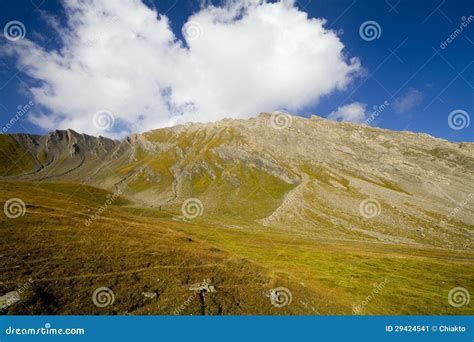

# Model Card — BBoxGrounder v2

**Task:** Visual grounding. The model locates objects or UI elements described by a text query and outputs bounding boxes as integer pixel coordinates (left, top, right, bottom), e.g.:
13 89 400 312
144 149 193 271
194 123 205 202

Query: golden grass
1 181 473 315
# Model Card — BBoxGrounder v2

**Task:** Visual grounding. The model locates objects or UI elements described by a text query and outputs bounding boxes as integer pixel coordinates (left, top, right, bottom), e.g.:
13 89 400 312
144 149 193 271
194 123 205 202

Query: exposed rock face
4 129 120 180
1 113 473 250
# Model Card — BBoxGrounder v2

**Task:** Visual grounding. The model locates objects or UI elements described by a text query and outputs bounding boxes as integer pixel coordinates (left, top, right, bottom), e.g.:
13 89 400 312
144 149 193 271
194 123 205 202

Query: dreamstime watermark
174 292 199 315
448 287 470 308
359 21 382 41
258 176 311 228
182 21 204 41
5 323 85 336
268 287 292 308
2 101 35 133
3 198 26 218
174 279 215 315
440 16 474 50
84 189 122 226
93 110 115 131
352 276 390 314
0 278 33 311
359 198 381 219
92 287 115 308
364 100 390 126
440 193 473 226
351 101 390 139
270 110 293 129
3 20 26 41
448 109 470 131
181 198 204 219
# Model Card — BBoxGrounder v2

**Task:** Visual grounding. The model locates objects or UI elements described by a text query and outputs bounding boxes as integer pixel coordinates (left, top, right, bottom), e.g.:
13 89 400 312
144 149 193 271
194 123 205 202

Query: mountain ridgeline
1 113 473 250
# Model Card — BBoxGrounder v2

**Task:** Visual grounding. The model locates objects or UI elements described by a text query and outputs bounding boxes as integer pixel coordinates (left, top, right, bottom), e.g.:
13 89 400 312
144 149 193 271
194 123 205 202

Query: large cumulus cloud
3 0 361 137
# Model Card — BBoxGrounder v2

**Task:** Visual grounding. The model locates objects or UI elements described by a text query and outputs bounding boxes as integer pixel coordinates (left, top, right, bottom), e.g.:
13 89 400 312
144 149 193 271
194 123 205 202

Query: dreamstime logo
2 101 35 134
448 287 470 308
440 16 474 50
174 279 215 315
3 20 26 41
359 21 382 41
365 101 390 126
352 277 390 314
359 198 381 219
258 175 311 228
270 110 292 129
440 193 473 227
3 198 26 218
84 189 122 226
92 287 115 308
181 198 204 219
269 287 292 307
351 101 390 140
174 292 198 315
93 110 114 131
0 278 33 311
182 21 204 41
448 109 470 130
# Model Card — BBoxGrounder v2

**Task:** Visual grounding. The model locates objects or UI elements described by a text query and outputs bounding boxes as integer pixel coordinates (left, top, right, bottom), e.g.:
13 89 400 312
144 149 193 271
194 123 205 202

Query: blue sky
0 0 472 141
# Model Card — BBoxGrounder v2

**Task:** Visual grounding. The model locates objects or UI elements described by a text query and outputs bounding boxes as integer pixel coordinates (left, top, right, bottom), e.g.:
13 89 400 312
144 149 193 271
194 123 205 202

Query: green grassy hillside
0 135 36 176
0 181 315 315
1 181 472 315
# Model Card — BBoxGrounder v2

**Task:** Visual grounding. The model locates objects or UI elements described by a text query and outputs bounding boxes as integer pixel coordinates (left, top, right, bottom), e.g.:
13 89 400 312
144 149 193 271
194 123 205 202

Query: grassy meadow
0 181 473 315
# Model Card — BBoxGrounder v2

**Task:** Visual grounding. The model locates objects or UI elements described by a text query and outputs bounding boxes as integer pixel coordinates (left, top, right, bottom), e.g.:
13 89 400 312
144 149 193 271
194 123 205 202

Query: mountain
1 113 473 315
2 113 473 249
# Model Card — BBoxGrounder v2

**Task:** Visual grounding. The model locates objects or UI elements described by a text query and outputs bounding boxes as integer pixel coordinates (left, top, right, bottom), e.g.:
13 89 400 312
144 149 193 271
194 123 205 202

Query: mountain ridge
1 113 473 251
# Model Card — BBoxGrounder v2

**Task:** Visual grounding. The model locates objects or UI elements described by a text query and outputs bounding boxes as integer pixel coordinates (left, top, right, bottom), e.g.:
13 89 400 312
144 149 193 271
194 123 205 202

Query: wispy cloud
393 88 424 114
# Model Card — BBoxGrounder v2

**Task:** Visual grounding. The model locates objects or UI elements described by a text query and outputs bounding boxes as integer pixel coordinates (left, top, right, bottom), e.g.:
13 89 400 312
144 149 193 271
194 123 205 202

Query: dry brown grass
1 181 473 315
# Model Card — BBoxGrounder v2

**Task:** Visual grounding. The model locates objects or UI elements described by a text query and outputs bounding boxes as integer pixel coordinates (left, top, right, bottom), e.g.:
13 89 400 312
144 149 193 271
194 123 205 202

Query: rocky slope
1 113 473 250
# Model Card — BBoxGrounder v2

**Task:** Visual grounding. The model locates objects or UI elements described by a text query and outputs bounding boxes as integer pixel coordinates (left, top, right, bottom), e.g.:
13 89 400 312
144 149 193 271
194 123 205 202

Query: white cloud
3 0 361 138
393 88 423 114
328 102 366 123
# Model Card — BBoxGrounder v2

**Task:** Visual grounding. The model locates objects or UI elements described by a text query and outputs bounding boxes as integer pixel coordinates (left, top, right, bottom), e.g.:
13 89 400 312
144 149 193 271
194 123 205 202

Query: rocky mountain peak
1 114 472 250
